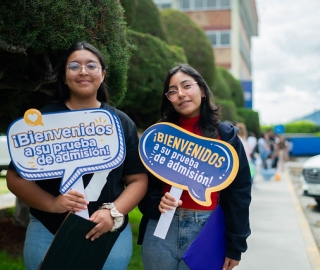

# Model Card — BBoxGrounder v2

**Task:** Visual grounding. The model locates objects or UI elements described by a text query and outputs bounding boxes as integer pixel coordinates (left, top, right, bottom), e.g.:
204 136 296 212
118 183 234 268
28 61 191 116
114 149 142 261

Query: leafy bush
237 107 261 137
216 99 239 124
218 67 244 107
160 9 216 89
118 30 187 128
0 0 131 131
212 66 231 100
120 0 167 41
284 121 317 133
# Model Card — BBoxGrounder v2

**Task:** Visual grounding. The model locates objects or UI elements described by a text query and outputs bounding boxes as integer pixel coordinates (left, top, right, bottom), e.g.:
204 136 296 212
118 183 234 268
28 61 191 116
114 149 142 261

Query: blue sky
252 0 320 125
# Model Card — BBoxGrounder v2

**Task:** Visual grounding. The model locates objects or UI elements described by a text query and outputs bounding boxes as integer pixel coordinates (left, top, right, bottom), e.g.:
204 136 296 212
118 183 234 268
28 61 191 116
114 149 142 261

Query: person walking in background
138 64 252 270
258 132 272 169
247 131 257 164
235 123 250 161
6 41 148 270
276 135 289 172
236 123 256 183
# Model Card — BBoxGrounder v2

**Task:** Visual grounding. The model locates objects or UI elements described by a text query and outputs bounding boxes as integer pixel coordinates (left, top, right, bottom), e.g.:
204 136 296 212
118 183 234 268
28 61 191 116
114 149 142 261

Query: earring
202 95 206 100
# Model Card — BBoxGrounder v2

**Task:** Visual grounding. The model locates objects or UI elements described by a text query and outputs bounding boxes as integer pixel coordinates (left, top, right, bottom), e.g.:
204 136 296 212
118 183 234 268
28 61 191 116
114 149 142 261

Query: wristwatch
99 202 124 232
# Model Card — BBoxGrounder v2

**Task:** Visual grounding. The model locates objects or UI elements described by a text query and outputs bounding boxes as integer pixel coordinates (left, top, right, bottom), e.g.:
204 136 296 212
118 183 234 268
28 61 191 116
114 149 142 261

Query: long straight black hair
55 41 109 102
160 64 221 139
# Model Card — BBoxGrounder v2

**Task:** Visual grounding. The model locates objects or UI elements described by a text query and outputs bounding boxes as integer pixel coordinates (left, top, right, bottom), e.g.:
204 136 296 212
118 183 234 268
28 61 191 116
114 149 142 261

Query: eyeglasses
165 81 198 101
66 62 102 75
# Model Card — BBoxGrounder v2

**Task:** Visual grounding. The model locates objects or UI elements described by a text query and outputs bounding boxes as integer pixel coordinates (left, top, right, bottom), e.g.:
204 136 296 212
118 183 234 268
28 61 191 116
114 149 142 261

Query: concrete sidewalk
1 164 320 269
237 168 320 270
0 192 15 210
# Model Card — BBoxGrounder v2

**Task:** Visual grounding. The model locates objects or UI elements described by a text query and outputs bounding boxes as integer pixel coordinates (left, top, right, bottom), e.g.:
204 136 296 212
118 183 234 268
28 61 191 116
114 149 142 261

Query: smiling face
65 49 106 101
168 71 205 118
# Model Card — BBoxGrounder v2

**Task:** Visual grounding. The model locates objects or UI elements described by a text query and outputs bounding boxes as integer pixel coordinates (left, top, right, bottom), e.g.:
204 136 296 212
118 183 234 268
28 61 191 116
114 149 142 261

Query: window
158 3 172 9
181 0 191 9
206 31 231 47
154 0 172 9
207 33 217 45
220 0 230 8
207 0 217 8
179 0 230 10
195 0 204 8
220 32 230 45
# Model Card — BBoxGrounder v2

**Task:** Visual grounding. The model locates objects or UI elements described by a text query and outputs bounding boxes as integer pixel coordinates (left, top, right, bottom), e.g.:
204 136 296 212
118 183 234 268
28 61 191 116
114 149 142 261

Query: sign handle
153 186 183 239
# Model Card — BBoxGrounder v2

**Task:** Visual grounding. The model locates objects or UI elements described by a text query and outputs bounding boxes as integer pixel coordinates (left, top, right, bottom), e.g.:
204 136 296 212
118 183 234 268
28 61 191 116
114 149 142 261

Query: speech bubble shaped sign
8 108 125 194
139 123 239 206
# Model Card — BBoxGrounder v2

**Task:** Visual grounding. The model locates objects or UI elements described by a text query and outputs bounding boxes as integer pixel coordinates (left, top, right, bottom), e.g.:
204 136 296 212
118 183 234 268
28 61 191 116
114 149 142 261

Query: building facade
153 0 258 108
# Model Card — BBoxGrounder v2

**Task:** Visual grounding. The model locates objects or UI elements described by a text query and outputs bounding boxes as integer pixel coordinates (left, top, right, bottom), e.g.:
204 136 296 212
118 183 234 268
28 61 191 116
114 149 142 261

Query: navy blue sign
139 123 239 206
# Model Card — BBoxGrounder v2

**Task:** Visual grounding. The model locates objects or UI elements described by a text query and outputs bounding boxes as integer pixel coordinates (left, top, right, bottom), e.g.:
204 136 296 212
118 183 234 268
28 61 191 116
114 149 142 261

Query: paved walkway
0 192 15 210
238 166 320 270
1 162 320 269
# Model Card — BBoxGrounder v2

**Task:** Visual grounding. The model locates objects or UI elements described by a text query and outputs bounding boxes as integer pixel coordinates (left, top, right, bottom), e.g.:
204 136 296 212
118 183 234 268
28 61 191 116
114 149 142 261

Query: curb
286 170 320 269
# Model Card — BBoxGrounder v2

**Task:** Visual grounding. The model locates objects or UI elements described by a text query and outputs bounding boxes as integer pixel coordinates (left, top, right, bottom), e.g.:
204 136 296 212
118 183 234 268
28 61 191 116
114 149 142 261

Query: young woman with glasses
6 41 148 270
138 64 251 270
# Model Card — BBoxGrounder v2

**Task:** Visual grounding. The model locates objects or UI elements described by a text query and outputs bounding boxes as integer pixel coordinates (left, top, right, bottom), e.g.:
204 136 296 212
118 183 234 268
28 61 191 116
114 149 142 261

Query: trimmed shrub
284 121 317 133
0 0 131 132
160 9 216 89
237 107 261 137
120 0 167 41
218 67 244 107
118 30 187 128
216 99 238 124
212 66 231 100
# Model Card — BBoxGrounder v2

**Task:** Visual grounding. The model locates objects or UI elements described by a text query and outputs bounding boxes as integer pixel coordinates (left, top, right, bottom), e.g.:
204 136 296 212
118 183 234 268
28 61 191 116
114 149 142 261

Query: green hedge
120 0 167 41
218 67 244 107
212 67 231 100
0 0 131 132
216 99 239 123
118 30 187 128
237 107 261 137
160 9 216 89
284 121 317 133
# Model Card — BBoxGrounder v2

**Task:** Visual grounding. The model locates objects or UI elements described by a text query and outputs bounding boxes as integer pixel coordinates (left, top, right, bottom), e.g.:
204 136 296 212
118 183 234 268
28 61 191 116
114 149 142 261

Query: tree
237 107 261 137
212 66 232 100
160 9 216 90
118 30 187 128
120 0 167 41
218 67 244 107
0 0 131 132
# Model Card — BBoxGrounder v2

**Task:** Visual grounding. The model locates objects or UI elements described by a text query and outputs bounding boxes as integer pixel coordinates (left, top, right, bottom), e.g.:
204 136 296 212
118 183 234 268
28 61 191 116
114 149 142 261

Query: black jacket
137 122 251 261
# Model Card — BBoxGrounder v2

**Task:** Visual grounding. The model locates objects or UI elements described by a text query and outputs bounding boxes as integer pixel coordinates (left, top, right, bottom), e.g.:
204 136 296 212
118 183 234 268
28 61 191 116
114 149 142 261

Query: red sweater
162 116 218 210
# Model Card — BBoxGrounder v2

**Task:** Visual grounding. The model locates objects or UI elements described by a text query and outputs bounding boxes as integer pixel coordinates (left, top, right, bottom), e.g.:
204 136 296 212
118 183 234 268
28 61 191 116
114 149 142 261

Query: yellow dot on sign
24 109 44 126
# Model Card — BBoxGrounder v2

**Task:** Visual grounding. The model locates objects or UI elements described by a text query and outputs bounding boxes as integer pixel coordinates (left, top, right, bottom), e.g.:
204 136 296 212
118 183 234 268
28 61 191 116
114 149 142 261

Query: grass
0 176 144 269
0 252 25 270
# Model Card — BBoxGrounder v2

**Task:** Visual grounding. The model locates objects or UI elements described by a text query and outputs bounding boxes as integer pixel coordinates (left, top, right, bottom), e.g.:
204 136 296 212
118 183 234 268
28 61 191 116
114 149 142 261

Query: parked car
0 135 10 172
301 154 320 204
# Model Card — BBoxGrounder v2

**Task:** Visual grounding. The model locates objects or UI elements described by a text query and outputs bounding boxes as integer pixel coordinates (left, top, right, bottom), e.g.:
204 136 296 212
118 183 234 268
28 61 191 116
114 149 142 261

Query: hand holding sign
7 108 125 196
139 123 239 238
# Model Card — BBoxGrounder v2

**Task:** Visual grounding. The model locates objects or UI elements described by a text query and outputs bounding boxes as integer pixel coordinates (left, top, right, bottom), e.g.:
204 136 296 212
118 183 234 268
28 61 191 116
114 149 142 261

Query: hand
86 209 114 241
53 189 88 213
158 192 182 213
222 257 239 270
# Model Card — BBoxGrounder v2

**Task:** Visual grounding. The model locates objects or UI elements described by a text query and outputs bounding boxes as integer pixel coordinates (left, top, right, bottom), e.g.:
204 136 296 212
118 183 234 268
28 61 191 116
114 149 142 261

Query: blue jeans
23 214 132 270
142 209 211 270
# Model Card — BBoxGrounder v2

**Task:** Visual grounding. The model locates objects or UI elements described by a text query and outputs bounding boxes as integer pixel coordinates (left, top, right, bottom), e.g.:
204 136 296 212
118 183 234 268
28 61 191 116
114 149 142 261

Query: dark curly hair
160 63 221 139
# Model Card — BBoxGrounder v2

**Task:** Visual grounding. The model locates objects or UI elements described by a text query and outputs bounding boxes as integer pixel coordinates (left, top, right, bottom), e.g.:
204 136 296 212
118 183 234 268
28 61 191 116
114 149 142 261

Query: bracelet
99 202 124 232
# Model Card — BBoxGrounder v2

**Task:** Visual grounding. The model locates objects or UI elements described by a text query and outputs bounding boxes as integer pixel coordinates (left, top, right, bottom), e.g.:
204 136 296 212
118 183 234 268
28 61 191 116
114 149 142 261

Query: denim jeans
142 209 211 270
23 214 132 270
